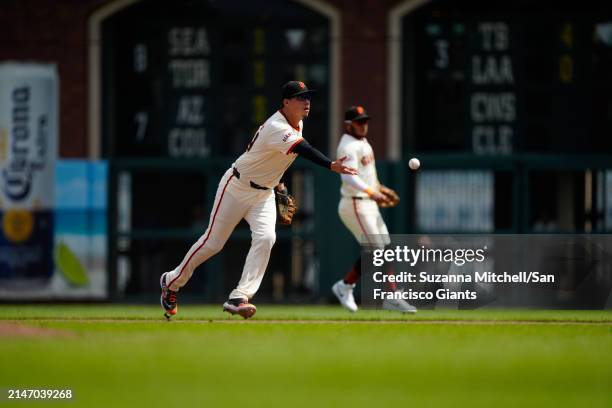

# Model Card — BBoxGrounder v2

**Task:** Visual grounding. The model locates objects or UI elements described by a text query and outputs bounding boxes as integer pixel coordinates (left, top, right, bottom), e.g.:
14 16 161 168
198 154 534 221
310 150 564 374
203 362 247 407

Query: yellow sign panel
2 209 34 243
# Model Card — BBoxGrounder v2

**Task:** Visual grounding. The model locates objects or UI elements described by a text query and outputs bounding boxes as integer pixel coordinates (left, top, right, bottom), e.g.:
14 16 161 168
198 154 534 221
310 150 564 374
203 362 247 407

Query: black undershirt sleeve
291 139 332 170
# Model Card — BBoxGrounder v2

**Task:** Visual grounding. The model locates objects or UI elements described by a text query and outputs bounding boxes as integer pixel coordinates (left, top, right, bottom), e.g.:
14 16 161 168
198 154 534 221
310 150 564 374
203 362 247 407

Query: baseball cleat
332 280 358 312
160 272 178 319
222 298 257 319
382 296 417 314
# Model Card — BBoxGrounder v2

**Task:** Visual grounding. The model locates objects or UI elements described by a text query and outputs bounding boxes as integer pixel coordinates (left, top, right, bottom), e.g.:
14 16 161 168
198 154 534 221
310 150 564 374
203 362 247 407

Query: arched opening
102 0 334 158
87 0 340 299
389 0 612 233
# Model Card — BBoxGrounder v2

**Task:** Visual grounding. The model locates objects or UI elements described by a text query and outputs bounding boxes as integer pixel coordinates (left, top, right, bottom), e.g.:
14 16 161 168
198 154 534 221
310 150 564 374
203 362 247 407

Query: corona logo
2 86 39 201
0 128 7 161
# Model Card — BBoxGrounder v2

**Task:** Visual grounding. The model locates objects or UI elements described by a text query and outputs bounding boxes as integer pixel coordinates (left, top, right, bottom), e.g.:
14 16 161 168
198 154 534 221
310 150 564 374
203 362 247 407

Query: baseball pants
165 168 277 300
339 197 398 289
338 197 391 249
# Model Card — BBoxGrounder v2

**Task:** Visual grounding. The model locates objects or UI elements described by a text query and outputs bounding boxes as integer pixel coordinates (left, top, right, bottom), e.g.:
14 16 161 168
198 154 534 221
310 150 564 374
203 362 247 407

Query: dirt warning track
0 322 73 338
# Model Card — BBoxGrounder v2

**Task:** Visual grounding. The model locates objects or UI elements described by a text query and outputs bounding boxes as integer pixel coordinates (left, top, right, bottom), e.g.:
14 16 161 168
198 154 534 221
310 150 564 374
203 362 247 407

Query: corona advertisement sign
0 63 57 287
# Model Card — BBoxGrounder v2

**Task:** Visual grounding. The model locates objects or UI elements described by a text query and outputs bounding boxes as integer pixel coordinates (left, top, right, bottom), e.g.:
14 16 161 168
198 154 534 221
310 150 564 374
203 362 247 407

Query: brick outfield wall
327 0 406 158
0 0 108 157
0 0 407 159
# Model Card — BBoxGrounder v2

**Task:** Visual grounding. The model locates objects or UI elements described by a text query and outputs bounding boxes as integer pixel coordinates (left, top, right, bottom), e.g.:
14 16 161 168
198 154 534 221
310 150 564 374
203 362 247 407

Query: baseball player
160 81 358 319
332 106 417 313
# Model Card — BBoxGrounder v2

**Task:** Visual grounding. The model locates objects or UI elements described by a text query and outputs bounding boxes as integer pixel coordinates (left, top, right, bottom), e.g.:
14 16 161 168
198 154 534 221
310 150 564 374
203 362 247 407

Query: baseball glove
378 185 400 208
275 183 297 225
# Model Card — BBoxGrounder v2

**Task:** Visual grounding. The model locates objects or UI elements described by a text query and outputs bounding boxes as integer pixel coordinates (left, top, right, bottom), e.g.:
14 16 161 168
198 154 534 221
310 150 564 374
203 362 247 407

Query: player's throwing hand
331 156 358 175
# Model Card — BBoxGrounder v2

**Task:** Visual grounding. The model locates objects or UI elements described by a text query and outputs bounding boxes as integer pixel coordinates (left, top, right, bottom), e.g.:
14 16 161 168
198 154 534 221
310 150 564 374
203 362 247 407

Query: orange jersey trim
286 138 304 154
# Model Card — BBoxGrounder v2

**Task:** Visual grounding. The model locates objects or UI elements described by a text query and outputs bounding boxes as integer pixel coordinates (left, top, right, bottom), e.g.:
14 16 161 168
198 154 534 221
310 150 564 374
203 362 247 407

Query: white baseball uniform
337 133 390 249
165 110 304 299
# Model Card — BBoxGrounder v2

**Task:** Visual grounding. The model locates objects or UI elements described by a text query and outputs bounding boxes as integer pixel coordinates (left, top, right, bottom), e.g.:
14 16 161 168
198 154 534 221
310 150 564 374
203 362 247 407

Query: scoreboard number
134 112 148 141
434 39 449 69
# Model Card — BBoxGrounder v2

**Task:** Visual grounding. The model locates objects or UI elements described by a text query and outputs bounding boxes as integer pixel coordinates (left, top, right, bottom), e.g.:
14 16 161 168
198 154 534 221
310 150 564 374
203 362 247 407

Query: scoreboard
102 0 330 158
403 0 612 155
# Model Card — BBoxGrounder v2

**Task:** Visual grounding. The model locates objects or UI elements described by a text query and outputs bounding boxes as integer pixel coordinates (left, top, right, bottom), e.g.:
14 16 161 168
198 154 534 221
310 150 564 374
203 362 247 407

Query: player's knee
206 239 225 255
254 231 276 249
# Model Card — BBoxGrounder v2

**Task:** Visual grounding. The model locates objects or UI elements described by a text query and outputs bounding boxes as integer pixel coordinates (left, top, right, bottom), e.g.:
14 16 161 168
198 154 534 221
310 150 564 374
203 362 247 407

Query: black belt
351 197 366 200
232 167 269 190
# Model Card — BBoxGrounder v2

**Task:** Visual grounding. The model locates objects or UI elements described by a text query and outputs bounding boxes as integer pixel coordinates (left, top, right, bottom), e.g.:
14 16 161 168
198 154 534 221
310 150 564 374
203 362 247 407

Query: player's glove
378 185 400 208
275 183 297 225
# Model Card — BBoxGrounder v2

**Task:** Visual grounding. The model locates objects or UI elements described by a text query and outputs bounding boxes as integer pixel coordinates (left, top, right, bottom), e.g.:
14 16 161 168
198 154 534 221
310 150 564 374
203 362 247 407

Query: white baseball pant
165 168 277 300
338 197 390 249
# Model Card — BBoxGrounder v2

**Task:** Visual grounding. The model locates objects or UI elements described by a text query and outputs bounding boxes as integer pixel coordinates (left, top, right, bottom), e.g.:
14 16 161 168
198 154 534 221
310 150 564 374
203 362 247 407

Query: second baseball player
332 106 417 313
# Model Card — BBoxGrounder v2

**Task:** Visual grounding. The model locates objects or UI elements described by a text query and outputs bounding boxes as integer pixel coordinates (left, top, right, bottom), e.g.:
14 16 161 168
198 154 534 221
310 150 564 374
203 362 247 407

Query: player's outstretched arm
292 140 357 175
341 173 386 202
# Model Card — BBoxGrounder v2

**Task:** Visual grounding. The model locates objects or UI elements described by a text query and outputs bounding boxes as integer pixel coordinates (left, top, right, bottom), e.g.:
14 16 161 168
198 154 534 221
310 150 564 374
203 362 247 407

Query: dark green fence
107 154 612 301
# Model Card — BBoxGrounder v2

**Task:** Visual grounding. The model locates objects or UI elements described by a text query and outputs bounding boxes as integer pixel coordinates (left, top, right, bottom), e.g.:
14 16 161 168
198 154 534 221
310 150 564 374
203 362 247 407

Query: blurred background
0 0 611 304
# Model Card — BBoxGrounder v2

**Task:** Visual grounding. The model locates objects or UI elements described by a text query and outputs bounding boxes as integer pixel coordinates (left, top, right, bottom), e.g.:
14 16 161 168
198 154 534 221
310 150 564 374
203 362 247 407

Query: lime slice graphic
56 241 89 286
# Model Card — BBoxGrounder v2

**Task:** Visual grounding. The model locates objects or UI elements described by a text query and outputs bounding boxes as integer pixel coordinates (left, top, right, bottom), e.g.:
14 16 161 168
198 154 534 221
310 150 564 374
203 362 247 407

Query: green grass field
0 305 610 408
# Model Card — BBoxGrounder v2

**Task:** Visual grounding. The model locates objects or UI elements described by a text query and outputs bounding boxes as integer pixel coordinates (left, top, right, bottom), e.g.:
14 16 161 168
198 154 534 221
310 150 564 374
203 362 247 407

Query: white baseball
409 158 420 170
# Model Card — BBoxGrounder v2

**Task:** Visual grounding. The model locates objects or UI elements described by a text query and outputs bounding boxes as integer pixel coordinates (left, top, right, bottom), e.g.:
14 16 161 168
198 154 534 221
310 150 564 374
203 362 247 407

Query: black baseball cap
344 105 371 122
282 81 316 100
